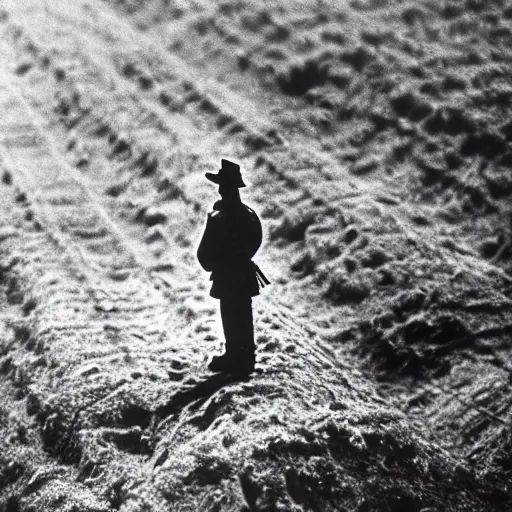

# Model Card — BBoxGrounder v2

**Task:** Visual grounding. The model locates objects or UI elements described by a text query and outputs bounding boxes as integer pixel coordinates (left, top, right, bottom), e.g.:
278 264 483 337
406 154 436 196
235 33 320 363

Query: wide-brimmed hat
205 159 246 188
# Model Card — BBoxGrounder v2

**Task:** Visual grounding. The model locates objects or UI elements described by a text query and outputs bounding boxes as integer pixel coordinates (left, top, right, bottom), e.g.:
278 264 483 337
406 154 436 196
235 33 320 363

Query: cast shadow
153 371 245 422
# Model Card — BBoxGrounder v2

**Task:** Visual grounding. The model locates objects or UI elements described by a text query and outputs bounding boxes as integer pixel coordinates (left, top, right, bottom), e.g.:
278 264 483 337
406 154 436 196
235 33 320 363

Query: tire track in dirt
0 67 197 324
0 83 151 294
0 19 221 338
35 0 281 153
0 70 213 344
0 181 123 509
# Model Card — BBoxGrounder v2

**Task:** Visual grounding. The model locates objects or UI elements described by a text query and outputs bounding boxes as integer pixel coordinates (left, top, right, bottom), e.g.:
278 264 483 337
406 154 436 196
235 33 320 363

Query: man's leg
208 298 238 372
220 296 255 370
237 296 255 367
220 298 234 359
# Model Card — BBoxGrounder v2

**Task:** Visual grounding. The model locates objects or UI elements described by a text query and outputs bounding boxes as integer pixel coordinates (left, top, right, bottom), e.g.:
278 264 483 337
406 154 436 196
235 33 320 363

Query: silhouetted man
197 159 269 376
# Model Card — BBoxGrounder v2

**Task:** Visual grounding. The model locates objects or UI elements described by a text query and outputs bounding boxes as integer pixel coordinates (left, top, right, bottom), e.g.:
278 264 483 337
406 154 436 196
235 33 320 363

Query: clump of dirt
324 270 371 304
277 58 330 96
269 207 317 242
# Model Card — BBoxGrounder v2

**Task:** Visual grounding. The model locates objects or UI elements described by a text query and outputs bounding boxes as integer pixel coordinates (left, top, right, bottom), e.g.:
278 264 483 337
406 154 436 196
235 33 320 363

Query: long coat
197 200 262 299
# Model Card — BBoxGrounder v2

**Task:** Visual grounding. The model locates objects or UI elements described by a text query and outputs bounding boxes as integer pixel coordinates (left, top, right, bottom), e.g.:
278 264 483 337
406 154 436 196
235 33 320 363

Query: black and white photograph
0 0 512 510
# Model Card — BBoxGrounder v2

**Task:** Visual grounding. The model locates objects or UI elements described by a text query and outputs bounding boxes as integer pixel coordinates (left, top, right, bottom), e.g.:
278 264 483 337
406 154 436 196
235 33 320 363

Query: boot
208 353 232 372
226 351 255 377
208 353 254 375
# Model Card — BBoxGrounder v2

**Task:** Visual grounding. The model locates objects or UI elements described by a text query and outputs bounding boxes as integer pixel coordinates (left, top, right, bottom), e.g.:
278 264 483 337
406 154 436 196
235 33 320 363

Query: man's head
218 182 239 201
205 159 246 189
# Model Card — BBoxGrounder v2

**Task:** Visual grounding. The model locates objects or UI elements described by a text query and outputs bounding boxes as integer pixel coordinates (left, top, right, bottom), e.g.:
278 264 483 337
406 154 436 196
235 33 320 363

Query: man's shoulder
209 201 260 226
208 210 224 224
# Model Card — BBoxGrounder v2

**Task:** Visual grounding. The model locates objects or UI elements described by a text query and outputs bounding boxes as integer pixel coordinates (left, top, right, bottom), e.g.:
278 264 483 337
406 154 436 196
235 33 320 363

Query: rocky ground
1 0 512 510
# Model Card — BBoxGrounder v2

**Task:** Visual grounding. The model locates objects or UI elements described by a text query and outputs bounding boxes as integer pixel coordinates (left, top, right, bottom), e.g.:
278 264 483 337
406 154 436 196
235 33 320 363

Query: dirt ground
1 0 512 510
